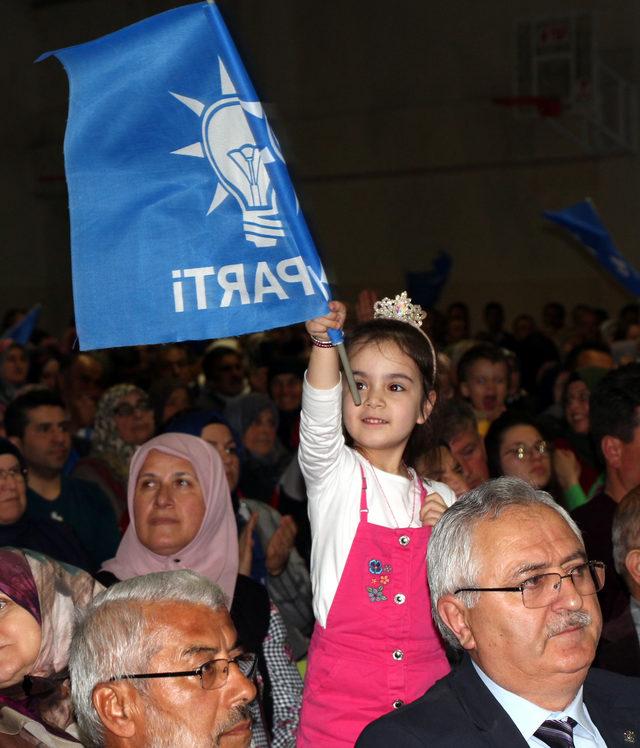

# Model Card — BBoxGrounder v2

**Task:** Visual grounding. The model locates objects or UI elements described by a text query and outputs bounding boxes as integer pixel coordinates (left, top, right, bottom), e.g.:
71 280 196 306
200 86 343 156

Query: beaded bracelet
309 334 334 348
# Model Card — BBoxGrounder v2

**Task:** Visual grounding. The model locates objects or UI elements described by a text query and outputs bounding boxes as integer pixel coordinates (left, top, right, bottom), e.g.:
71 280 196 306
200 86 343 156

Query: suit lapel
450 656 530 747
584 672 640 747
584 691 621 746
447 657 640 746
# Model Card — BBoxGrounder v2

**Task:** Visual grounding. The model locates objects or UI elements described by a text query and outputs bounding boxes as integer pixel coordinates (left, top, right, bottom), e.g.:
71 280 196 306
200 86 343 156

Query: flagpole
337 343 362 407
328 328 361 406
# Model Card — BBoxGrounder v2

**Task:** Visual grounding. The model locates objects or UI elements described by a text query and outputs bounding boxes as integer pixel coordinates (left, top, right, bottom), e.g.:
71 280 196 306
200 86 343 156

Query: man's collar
470 660 598 742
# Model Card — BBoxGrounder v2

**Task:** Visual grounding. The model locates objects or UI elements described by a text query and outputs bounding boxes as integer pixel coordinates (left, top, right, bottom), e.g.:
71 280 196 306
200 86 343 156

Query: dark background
3 1 639 339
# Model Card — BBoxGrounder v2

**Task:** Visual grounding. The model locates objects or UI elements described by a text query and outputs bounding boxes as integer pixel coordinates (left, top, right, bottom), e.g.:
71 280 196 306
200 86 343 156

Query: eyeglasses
455 560 605 609
0 466 27 482
113 399 153 417
109 653 257 691
503 440 550 461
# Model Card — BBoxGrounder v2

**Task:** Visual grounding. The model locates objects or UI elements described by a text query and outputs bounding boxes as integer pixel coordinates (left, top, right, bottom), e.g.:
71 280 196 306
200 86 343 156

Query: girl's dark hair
345 318 438 468
484 410 564 500
485 411 546 478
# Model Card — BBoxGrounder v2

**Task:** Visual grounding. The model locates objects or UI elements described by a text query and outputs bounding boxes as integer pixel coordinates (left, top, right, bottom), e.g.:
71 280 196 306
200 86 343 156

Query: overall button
398 535 410 546
392 649 404 661
392 699 404 709
394 593 406 605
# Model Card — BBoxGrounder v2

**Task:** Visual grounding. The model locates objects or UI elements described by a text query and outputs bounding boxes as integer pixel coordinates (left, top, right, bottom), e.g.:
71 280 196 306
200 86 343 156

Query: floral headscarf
90 383 147 482
0 548 103 730
0 549 40 626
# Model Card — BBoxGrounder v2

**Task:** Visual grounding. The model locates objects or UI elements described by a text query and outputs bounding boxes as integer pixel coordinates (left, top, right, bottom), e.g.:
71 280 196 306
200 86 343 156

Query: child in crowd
297 293 455 747
415 441 469 498
457 343 509 436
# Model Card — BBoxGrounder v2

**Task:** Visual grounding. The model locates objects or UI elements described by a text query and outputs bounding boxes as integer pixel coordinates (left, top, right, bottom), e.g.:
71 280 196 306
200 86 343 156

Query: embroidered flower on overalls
379 575 390 585
368 559 383 575
383 564 392 573
367 586 387 602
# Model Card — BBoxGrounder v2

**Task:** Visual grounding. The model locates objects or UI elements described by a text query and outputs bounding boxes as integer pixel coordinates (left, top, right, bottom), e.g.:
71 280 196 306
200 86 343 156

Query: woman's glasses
503 440 550 461
0 466 27 482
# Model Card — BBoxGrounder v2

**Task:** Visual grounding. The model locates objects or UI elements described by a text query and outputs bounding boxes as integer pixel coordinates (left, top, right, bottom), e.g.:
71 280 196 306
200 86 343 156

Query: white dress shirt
471 660 606 747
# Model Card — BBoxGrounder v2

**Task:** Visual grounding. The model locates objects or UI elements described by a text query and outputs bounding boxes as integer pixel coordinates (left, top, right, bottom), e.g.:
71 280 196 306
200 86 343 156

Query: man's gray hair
70 570 228 748
428 476 583 649
612 486 640 578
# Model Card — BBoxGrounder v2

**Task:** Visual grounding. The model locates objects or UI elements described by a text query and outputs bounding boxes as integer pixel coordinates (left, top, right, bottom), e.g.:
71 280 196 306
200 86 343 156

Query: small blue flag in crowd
0 305 41 345
544 200 640 297
406 251 452 310
38 2 332 350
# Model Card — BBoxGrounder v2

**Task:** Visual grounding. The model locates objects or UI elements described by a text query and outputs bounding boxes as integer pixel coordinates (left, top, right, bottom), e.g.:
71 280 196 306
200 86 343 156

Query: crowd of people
1 291 640 747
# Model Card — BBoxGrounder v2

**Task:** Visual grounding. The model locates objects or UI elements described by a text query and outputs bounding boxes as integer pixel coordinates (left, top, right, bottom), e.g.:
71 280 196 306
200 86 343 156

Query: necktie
534 717 577 748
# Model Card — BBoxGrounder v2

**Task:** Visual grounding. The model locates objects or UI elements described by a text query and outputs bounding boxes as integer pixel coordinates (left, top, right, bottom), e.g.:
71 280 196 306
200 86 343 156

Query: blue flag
406 252 452 310
1 305 42 345
38 2 332 350
544 200 640 297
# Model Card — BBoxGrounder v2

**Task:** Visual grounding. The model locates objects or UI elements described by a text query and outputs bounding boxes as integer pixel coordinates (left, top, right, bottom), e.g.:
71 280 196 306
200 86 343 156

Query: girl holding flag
297 293 455 746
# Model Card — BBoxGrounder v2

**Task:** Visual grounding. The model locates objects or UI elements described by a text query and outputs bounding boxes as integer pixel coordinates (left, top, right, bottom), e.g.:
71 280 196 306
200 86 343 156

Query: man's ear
459 382 470 400
437 595 476 651
418 390 437 425
625 549 640 588
601 435 623 469
92 683 139 740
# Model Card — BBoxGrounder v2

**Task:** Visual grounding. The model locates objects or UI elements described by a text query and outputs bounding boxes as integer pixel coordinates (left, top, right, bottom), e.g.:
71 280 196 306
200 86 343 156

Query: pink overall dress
296 467 450 747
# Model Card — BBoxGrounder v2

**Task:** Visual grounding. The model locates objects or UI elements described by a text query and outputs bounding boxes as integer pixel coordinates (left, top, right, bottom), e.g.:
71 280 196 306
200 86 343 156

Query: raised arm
304 300 346 390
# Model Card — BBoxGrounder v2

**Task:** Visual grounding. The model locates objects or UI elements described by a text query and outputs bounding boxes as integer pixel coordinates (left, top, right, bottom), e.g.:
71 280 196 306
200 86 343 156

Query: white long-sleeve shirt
298 376 456 627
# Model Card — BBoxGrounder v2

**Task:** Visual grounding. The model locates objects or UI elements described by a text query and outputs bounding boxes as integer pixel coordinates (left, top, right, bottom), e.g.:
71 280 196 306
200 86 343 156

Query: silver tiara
373 292 427 328
372 291 437 381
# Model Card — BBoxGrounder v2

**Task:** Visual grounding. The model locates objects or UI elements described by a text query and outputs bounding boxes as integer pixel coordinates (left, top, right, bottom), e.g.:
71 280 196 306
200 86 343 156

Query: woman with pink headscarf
99 432 238 596
98 433 302 748
0 548 102 746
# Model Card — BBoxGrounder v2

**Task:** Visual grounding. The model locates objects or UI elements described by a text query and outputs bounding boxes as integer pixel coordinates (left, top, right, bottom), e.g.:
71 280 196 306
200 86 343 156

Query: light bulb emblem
171 58 286 247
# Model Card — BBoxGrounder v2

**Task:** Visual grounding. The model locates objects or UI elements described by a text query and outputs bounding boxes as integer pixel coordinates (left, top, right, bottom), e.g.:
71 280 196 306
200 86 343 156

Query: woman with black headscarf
225 393 293 503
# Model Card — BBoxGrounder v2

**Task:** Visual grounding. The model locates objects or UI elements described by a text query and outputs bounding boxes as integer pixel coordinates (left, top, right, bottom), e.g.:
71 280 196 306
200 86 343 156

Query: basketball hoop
493 96 563 118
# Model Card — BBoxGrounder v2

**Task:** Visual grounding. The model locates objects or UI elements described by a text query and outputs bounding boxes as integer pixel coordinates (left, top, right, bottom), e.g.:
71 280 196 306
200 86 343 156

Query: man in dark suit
597 486 640 677
357 477 640 747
